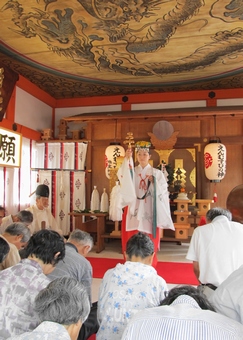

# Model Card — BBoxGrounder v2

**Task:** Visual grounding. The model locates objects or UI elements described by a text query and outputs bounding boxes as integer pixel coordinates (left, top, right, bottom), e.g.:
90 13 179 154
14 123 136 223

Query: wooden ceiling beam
63 106 243 122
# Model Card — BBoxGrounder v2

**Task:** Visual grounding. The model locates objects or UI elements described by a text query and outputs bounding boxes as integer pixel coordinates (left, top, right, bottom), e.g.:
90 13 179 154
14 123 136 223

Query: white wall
132 100 207 111
15 87 53 132
217 98 243 106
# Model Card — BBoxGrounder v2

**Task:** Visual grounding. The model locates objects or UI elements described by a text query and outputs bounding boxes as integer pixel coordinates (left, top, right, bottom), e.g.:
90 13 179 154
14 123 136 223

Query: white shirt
209 265 243 324
121 295 243 340
186 215 243 286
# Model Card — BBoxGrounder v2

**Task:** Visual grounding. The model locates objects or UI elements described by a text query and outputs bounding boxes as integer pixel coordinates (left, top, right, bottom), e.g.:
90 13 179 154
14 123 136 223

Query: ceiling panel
0 0 243 99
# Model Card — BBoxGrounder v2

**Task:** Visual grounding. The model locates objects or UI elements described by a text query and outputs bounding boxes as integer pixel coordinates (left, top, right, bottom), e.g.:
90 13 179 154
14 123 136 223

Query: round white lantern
105 143 125 179
204 141 226 182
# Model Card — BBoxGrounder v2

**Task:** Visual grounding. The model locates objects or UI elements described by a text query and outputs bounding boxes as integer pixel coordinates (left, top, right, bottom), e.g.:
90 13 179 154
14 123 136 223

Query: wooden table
69 212 108 253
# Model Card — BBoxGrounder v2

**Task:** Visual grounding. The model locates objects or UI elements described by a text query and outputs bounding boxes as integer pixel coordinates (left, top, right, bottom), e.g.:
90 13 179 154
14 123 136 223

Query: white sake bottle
100 188 109 212
90 185 100 211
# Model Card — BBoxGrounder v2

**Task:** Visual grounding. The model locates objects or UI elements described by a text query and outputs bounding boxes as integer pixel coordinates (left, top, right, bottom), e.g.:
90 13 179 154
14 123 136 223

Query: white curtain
55 170 71 235
1 138 31 212
39 170 53 208
19 138 31 210
4 167 19 215
47 143 60 169
32 142 45 169
62 143 75 170
72 171 86 211
76 143 87 170
70 171 85 232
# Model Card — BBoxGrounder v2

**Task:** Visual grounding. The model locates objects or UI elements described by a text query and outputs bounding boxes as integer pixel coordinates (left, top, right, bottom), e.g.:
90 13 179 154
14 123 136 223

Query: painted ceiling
0 0 243 99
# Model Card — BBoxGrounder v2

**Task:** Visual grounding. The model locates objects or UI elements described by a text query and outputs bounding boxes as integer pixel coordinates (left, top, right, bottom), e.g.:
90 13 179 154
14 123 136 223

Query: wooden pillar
86 123 92 209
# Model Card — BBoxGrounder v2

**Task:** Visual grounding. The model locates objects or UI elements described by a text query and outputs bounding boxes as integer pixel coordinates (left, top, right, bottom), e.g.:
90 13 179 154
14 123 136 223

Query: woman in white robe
117 141 174 266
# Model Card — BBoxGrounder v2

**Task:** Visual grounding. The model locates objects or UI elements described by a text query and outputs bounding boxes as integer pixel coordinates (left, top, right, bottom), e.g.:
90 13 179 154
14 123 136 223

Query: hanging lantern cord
114 119 117 142
213 115 216 139
211 115 221 143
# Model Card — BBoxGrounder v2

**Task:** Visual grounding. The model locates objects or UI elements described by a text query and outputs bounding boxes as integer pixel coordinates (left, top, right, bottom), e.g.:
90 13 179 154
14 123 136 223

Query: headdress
36 184 49 198
135 141 151 152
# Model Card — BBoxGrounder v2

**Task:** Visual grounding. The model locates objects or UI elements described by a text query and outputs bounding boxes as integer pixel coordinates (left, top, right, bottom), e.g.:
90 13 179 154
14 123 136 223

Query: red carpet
87 257 198 285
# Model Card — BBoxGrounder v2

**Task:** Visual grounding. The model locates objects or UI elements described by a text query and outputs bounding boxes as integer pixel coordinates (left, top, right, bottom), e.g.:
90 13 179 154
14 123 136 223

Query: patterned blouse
97 261 167 340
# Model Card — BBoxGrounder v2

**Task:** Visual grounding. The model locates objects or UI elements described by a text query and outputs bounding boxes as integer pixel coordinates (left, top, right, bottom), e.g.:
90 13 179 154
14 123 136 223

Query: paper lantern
204 141 226 182
105 143 125 179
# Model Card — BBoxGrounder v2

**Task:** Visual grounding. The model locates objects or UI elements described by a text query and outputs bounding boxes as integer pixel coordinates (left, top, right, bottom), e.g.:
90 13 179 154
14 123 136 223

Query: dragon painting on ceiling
0 0 243 98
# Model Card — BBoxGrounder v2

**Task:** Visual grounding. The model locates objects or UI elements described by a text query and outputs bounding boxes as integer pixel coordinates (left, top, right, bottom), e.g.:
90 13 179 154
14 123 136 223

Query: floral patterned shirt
97 261 167 340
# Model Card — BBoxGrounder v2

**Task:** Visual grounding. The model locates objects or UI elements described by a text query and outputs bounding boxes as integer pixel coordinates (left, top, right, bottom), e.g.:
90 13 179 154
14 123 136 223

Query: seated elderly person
48 229 93 303
0 210 33 234
9 277 90 340
48 230 97 340
186 207 243 295
0 223 31 270
121 285 243 340
0 229 65 339
97 232 168 340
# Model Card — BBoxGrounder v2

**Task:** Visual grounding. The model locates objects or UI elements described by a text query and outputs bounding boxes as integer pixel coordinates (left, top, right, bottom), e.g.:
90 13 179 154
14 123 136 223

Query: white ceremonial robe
117 157 174 235
26 204 63 235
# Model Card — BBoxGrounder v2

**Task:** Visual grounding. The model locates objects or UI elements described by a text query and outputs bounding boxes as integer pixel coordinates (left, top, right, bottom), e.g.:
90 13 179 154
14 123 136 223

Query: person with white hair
47 229 98 340
8 277 90 340
48 229 93 302
186 207 243 296
0 222 31 270
0 210 33 234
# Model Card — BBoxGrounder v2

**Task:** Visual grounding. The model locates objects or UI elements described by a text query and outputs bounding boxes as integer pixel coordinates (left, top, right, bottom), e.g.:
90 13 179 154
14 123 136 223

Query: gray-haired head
16 210 33 225
206 207 232 223
5 222 31 243
68 229 93 250
34 277 90 325
126 232 154 259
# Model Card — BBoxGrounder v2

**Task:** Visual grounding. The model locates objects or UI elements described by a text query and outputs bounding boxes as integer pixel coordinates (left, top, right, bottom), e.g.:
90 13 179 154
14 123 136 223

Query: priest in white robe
26 184 63 235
